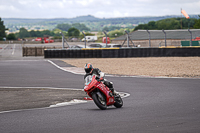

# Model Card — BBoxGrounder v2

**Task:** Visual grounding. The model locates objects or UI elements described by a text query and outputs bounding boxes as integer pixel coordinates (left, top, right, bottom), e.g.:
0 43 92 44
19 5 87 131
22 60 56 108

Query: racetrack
0 44 200 132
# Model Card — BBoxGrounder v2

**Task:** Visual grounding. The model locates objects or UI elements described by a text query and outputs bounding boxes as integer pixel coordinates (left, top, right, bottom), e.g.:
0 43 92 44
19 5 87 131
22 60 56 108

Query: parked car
88 43 107 48
70 38 78 42
69 45 90 49
88 43 122 48
107 44 122 48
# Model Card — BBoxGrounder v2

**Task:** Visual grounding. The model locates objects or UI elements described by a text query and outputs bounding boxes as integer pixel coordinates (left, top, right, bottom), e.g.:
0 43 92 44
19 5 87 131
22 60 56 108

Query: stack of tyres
150 48 155 57
84 50 89 58
160 48 166 57
118 49 123 58
58 50 61 58
69 50 73 58
80 50 85 58
150 48 157 57
85 50 93 58
72 50 76 58
61 50 66 58
89 50 93 58
65 49 70 58
193 48 200 56
142 48 149 57
50 50 54 58
92 50 97 58
175 48 188 57
76 50 80 58
109 49 117 58
110 49 119 58
77 49 81 58
73 50 77 58
121 49 126 57
131 48 137 57
51 50 55 58
44 50 48 58
126 48 132 57
138 48 143 57
97 49 102 58
189 48 200 56
108 49 114 58
113 49 119 58
53 50 57 58
102 49 109 58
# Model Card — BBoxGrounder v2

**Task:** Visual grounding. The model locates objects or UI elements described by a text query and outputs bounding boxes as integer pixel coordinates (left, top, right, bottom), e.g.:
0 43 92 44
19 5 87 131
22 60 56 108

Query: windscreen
85 75 92 85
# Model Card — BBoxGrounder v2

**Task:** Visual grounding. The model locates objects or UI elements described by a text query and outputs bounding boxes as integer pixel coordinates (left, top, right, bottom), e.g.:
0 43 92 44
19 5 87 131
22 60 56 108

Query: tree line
1 17 200 41
56 23 90 31
134 17 200 31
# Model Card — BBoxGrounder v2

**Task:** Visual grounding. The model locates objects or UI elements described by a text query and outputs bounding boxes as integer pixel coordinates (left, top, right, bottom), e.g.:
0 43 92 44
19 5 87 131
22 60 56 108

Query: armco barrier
44 47 200 58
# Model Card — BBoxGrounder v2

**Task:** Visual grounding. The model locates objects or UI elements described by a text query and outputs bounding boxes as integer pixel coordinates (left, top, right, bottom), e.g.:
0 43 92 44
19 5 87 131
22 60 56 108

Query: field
63 57 200 78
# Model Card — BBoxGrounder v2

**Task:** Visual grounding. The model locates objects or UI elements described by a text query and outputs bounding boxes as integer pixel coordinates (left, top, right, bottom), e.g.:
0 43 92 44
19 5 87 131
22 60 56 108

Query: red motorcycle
84 75 123 110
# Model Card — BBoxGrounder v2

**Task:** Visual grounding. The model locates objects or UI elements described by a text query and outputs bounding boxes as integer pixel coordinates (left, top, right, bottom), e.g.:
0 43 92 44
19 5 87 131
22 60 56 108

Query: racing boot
110 88 117 95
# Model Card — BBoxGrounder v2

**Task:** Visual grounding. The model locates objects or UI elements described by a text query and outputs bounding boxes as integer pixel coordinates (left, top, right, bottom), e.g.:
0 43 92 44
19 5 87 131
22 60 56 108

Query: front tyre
92 92 107 110
114 95 123 108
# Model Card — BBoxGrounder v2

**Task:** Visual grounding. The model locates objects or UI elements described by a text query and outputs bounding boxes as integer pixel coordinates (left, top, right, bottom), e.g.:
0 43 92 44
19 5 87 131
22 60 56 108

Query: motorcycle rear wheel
92 92 107 110
114 95 123 108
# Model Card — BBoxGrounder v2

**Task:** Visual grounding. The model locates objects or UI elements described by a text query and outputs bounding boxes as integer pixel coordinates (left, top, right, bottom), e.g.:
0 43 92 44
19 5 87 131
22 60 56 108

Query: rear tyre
92 92 107 110
114 95 123 108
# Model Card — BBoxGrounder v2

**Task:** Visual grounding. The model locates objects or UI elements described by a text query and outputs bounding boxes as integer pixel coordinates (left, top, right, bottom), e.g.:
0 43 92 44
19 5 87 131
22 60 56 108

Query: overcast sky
0 0 200 19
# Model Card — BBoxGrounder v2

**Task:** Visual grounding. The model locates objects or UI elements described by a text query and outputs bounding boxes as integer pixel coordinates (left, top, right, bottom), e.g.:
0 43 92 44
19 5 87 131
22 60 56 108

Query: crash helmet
84 63 93 74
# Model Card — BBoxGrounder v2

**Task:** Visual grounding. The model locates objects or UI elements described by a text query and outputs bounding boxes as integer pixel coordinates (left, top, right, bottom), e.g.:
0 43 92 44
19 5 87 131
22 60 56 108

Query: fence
112 29 200 48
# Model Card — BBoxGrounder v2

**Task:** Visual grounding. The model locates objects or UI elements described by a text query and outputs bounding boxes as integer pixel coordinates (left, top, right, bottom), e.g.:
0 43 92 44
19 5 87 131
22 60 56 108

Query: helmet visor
85 68 91 73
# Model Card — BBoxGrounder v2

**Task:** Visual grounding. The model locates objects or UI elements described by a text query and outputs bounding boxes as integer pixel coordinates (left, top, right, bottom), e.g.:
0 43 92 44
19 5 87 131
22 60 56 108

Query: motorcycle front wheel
92 92 107 110
114 95 123 108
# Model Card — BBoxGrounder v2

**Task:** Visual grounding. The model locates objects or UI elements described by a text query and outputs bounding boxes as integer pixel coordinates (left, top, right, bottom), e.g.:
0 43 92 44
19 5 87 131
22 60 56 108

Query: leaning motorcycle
84 75 123 110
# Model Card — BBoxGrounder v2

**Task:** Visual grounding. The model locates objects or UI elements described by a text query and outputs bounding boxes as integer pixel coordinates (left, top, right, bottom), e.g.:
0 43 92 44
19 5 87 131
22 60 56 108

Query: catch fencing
112 29 200 48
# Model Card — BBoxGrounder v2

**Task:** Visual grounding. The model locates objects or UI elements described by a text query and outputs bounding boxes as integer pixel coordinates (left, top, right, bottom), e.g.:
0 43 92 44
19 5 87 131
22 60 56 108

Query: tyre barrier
44 47 200 58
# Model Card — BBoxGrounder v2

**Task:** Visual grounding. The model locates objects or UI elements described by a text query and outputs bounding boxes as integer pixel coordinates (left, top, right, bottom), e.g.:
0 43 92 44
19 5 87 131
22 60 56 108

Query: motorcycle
84 75 123 110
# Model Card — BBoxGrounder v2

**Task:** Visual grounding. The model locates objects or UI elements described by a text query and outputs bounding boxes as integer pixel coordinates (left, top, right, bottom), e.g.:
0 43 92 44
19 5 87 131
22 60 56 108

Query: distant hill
2 15 200 32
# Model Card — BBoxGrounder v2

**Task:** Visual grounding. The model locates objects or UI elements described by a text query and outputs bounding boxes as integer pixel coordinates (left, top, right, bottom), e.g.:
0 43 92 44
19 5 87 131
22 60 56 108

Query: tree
29 30 37 37
56 23 90 32
134 18 196 31
80 32 95 38
193 15 200 29
102 26 109 32
72 23 90 31
148 21 156 29
68 27 80 37
0 18 7 40
108 29 124 37
56 23 72 31
18 28 30 38
7 33 16 40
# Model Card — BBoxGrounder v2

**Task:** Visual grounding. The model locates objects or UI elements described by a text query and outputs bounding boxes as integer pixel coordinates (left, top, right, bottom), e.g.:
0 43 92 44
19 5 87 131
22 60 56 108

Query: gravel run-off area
63 57 200 78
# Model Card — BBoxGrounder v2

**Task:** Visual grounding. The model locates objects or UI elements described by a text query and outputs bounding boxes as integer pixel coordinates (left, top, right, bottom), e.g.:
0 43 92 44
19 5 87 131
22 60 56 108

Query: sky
0 0 200 19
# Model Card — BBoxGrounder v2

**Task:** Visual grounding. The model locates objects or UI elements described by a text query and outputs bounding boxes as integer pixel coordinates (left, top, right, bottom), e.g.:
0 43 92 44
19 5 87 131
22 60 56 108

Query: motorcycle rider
84 63 117 95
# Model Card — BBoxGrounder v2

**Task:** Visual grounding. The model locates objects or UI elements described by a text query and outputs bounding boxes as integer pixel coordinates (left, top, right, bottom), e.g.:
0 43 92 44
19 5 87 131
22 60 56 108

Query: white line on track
48 60 74 72
48 60 198 79
12 44 16 55
0 87 85 114
0 86 83 91
0 86 130 114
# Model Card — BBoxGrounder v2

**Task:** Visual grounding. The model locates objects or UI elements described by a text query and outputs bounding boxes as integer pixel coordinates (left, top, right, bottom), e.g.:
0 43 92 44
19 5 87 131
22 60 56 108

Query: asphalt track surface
0 44 200 133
